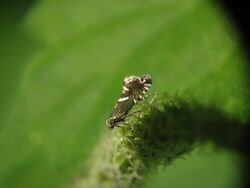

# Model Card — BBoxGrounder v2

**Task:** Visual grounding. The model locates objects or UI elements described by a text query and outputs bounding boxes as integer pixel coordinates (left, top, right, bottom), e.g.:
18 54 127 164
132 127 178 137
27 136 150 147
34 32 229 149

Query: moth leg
134 92 157 110
115 124 122 128
150 92 157 104
116 122 135 145
116 124 126 136
123 110 143 121
120 122 136 148
127 109 143 116
144 92 157 104
127 93 157 119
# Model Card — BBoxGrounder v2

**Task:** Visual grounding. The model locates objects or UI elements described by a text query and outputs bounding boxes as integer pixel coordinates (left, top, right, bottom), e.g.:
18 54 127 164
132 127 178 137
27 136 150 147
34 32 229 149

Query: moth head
140 75 152 85
122 74 152 94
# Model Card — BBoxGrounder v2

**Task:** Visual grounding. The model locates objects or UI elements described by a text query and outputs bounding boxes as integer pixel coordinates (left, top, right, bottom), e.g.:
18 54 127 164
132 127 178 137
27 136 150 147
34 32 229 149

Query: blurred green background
0 0 249 188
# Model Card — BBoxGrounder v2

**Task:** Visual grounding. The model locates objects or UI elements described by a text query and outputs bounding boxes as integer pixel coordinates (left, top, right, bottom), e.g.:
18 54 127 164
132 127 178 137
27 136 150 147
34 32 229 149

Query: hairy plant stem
76 95 248 188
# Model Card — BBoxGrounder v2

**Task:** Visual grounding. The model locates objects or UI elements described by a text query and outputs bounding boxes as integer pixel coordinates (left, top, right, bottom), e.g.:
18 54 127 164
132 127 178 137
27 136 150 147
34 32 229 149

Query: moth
106 75 152 129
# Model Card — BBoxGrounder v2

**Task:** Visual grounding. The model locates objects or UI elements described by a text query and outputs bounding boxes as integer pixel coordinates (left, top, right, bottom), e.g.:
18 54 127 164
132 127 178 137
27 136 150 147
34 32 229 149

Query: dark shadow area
132 96 249 187
218 0 250 55
0 0 37 27
217 1 250 187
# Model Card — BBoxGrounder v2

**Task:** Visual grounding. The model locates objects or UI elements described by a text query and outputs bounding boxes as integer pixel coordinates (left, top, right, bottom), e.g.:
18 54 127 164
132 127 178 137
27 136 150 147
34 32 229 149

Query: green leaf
0 0 249 188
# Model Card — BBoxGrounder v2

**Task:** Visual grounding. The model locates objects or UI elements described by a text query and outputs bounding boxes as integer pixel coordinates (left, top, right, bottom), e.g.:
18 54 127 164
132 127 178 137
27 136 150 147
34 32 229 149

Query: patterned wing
108 95 135 120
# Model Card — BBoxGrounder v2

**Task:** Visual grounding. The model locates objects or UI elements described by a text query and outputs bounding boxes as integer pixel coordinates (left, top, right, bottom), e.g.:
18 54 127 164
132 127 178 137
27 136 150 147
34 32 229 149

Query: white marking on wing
139 95 144 100
124 76 137 83
123 86 129 91
118 96 129 102
133 98 137 103
144 83 151 87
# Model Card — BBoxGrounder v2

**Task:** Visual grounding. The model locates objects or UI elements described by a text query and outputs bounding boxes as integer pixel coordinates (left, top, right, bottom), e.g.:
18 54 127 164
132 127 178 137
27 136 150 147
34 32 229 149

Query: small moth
106 75 152 129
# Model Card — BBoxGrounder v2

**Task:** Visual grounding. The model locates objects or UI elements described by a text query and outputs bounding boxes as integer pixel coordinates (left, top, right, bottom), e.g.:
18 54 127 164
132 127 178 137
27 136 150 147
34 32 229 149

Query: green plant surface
0 2 42 123
143 148 241 188
0 0 249 188
80 95 247 188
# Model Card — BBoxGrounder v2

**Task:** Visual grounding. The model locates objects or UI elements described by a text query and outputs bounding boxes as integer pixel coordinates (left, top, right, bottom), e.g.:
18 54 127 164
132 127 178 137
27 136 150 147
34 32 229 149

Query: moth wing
109 95 135 119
